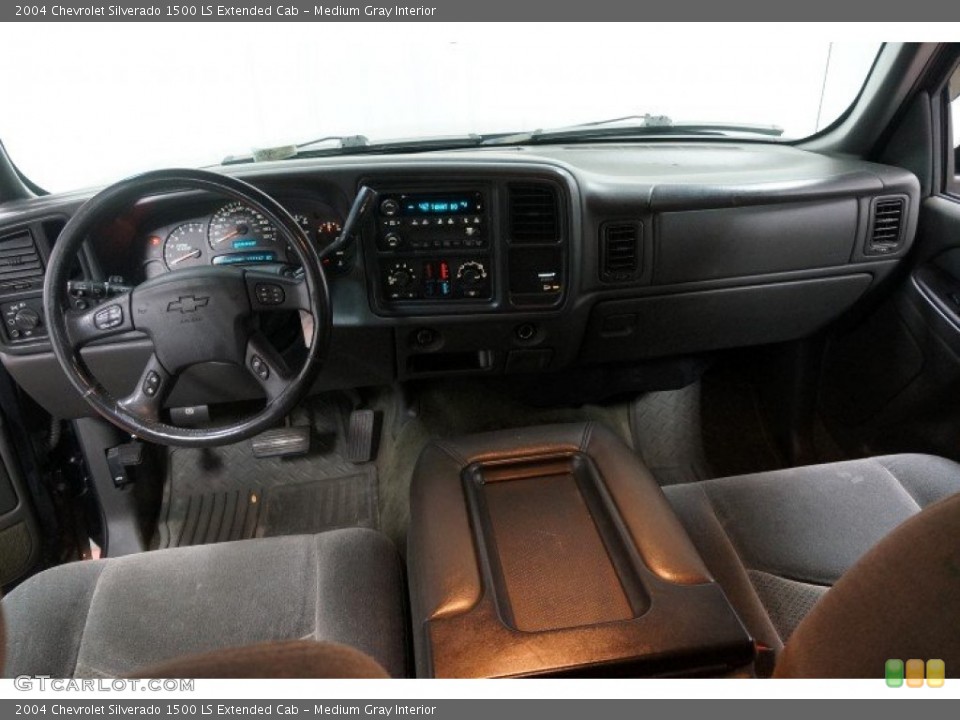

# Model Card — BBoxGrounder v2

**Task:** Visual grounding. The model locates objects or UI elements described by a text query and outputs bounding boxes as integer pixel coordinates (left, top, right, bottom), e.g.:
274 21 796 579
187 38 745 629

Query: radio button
380 199 400 217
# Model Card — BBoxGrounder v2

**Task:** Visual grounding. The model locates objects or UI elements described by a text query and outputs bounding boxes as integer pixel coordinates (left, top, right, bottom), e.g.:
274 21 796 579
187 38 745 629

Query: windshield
0 24 880 193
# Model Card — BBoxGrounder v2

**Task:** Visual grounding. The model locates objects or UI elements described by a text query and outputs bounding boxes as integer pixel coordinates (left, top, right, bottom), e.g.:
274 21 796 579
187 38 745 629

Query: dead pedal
346 409 381 463
251 426 311 459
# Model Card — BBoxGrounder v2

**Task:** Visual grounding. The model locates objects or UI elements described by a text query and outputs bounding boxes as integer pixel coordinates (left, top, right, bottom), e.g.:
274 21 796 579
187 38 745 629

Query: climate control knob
385 262 417 297
456 261 487 286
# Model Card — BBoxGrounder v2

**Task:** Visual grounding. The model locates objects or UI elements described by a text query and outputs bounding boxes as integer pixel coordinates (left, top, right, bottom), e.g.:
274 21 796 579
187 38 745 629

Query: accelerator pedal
251 426 311 459
345 409 381 463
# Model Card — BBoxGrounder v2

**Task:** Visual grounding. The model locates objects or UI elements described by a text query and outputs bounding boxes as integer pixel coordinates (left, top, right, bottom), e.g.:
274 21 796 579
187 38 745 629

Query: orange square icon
927 659 945 688
906 658 925 687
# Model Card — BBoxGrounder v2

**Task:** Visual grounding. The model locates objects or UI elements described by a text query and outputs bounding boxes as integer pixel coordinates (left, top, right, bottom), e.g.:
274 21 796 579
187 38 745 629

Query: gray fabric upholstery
664 454 960 652
133 640 391 679
746 571 828 643
2 528 407 679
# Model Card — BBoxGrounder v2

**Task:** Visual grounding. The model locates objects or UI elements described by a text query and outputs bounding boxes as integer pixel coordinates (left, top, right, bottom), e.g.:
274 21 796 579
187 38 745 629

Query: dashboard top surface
0 142 916 225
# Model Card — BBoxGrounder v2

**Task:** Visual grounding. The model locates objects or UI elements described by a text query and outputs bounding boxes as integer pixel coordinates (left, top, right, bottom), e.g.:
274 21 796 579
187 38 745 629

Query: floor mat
629 383 711 486
154 399 379 549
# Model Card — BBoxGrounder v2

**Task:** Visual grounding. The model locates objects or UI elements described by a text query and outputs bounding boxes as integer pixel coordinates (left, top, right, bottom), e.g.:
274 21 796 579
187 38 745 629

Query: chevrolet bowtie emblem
167 295 210 313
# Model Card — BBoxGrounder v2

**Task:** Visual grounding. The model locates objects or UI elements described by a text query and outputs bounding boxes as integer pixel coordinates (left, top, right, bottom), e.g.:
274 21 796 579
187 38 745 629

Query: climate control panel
382 258 491 301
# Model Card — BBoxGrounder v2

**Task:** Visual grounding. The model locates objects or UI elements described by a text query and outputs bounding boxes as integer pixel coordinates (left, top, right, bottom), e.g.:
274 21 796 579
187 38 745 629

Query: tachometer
163 222 207 269
208 201 278 251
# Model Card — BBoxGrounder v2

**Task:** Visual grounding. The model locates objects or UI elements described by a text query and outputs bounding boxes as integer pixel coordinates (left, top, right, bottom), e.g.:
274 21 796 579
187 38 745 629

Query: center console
407 422 755 678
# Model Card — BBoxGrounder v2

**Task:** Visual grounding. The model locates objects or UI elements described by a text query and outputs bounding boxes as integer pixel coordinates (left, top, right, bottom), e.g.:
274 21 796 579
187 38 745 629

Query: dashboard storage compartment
655 199 859 284
583 274 873 362
407 423 754 678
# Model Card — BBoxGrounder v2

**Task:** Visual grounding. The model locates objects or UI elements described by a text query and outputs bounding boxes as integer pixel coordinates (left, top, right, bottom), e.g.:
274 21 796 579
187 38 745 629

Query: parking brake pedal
106 441 145 489
251 427 311 459
346 409 381 463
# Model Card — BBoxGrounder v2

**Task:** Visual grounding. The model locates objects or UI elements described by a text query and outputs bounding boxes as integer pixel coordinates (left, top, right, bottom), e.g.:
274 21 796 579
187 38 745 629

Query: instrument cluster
140 200 350 279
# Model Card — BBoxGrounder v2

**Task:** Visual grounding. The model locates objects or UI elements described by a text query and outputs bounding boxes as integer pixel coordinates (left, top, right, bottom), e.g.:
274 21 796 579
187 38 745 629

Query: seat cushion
132 640 391 679
663 454 960 652
2 528 407 678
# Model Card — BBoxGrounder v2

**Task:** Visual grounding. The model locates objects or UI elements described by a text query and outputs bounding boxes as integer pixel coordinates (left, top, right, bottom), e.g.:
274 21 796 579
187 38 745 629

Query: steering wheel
43 169 331 448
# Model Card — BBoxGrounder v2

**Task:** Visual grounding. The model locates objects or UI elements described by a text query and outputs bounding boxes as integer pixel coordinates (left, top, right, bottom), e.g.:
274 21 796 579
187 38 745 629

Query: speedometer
207 202 278 251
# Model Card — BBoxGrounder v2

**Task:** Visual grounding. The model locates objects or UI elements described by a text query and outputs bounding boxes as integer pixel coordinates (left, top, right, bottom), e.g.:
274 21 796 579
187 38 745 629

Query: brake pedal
251 427 311 459
346 409 381 463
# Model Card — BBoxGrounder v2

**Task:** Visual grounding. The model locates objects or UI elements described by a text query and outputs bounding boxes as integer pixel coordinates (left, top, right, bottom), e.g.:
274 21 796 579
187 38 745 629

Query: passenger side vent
508 184 560 243
866 197 905 255
0 229 44 291
600 222 642 283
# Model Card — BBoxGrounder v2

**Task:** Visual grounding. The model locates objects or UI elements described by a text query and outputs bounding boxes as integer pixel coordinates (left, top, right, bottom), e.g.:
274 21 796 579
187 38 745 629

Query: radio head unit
377 191 487 253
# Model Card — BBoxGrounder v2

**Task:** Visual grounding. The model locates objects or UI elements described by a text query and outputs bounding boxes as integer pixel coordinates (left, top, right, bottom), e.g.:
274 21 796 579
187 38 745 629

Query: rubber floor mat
630 383 711 486
154 401 379 549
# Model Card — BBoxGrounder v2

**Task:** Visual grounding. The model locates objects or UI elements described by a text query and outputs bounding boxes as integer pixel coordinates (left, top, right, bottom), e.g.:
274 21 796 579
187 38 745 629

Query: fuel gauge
317 219 352 275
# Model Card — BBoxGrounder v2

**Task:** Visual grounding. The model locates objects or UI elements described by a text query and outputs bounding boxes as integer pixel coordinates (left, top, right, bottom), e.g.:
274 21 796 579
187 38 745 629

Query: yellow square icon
927 659 945 688
906 659 925 687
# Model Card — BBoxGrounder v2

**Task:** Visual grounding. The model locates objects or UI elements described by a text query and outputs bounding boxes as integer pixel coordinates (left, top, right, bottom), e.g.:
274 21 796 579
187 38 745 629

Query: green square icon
886 659 905 687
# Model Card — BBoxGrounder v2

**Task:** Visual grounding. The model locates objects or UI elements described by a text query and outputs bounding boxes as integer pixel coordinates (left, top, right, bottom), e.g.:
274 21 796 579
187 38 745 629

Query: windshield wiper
221 134 485 165
482 114 784 146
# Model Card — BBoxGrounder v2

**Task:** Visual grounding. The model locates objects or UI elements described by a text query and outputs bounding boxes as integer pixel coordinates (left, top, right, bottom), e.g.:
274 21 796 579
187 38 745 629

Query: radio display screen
400 193 482 216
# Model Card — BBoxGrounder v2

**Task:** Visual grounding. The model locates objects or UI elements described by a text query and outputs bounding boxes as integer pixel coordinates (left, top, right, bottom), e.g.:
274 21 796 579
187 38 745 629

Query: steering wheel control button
142 371 162 398
250 354 270 381
255 283 286 306
94 304 124 330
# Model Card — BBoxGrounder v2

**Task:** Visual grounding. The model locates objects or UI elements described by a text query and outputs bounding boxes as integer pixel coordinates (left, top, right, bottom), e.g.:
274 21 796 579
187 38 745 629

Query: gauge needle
170 249 201 265
216 226 248 245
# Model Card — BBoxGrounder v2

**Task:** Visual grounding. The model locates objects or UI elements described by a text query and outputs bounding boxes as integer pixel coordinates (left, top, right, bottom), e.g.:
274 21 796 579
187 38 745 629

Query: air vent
867 198 905 255
600 223 642 283
0 229 43 291
508 184 560 243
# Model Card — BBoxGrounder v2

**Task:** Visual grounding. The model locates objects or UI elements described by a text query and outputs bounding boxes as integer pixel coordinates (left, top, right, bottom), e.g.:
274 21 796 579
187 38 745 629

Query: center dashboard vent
0 229 44 291
508 184 560 243
866 197 905 255
600 222 642 283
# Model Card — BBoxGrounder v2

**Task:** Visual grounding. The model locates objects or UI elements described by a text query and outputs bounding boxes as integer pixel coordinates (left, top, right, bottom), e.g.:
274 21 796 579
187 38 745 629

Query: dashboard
0 143 921 419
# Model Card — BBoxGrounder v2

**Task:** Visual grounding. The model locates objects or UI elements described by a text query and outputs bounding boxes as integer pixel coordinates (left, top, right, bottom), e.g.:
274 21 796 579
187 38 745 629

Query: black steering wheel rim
43 168 332 447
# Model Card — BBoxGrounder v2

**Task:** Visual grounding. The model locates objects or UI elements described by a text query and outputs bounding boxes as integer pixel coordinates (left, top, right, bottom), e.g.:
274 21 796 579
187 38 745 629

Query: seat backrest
775 492 960 678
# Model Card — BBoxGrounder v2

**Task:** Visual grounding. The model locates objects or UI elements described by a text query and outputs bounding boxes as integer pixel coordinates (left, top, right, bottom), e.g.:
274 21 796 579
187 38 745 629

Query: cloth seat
663 454 960 654
1 527 407 678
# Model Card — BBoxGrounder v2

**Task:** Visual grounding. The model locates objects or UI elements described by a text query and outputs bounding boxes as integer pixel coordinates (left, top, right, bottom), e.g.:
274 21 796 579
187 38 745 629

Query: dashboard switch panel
2 297 45 343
